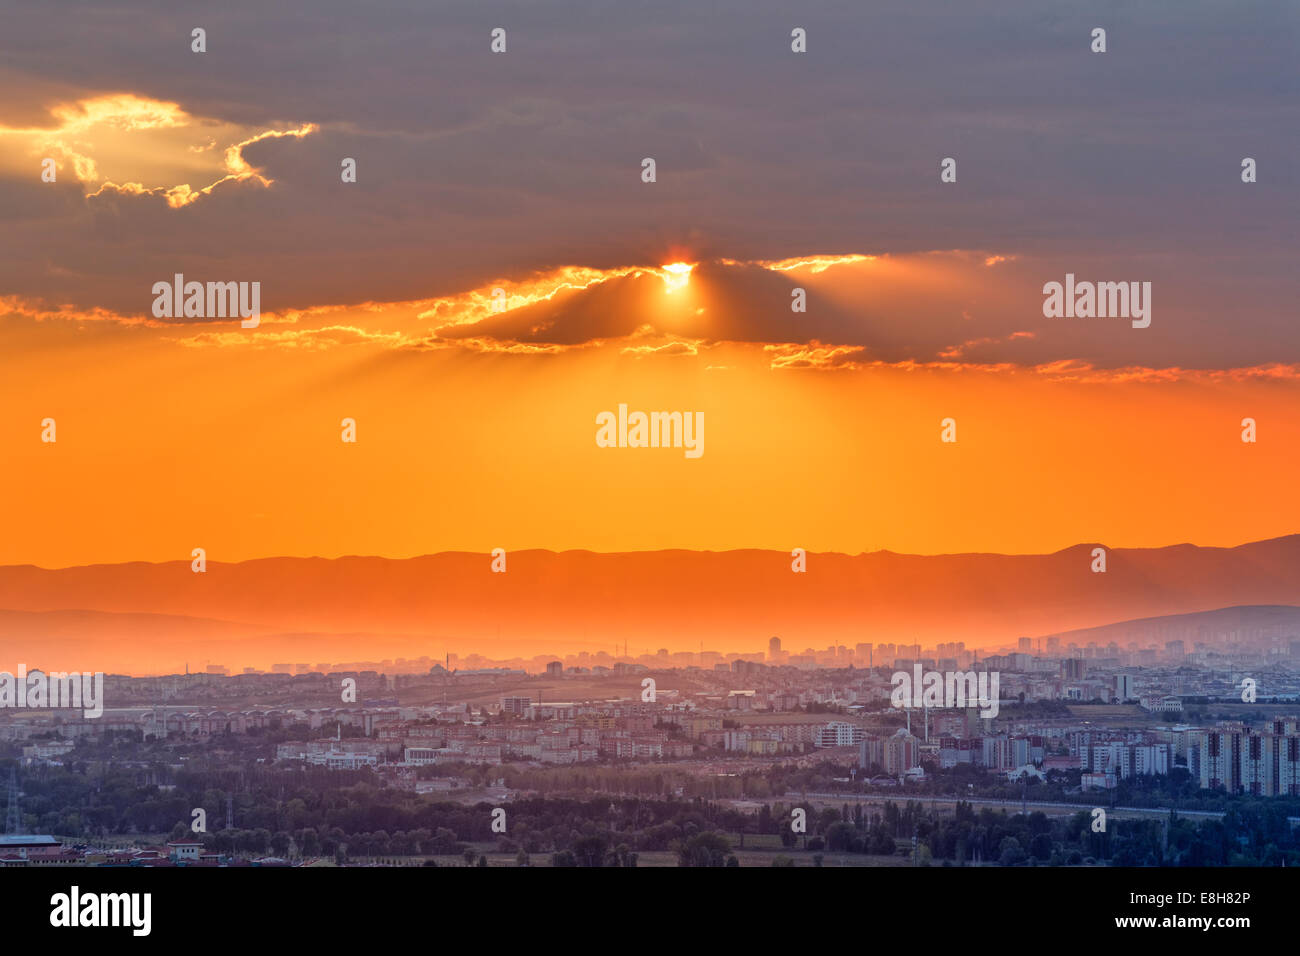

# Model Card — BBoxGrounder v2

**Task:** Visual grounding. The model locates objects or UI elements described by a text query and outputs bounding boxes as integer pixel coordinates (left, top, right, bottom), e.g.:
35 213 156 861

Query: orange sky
6 8 1300 679
2 253 1298 568
2 93 1298 570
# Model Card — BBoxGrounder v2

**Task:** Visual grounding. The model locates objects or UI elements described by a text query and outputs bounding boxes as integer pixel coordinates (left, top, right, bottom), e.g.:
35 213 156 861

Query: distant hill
0 609 416 676
3 536 1300 673
1038 604 1300 647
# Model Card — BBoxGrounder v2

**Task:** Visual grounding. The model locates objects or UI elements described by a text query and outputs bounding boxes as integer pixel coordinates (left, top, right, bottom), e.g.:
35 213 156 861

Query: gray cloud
0 0 1296 367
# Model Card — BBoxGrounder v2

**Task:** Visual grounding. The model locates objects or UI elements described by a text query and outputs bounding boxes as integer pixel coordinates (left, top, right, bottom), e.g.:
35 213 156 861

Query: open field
361 842 915 868
1064 705 1148 719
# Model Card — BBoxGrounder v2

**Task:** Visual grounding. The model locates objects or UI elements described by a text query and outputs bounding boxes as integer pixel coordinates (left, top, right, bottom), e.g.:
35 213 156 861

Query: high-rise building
884 729 919 774
1279 736 1300 796
1200 730 1242 792
1061 659 1085 680
1240 733 1275 796
860 737 884 771
500 696 532 716
769 636 781 657
814 722 865 748
980 735 1012 771
1114 674 1135 701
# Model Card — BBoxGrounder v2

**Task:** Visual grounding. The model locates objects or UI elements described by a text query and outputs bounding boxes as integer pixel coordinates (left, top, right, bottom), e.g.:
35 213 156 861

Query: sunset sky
2 0 1299 570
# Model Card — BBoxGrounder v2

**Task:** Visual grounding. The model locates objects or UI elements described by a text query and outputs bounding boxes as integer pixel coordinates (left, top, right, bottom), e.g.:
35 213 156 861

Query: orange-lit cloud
724 253 875 273
0 93 316 207
9 248 1300 391
765 341 867 370
621 339 703 357
939 332 1036 360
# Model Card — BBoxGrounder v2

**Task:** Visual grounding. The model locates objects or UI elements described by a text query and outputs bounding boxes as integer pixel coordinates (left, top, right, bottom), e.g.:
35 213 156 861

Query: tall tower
5 767 22 834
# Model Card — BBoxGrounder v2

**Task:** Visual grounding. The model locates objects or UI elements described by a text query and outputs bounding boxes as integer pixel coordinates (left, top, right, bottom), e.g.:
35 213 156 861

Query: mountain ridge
3 535 1300 673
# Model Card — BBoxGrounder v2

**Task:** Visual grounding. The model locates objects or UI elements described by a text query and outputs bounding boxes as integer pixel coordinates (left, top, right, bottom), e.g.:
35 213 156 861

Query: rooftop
0 835 60 846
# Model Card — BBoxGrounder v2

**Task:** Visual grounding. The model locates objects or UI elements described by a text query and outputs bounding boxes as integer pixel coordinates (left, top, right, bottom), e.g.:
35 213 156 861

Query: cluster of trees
551 827 737 867
881 763 1300 817
161 822 473 861
500 764 828 800
7 738 1300 867
764 798 1300 866
992 701 1075 718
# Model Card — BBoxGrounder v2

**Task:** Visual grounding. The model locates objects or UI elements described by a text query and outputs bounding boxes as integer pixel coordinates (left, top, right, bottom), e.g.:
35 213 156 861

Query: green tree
676 832 732 867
